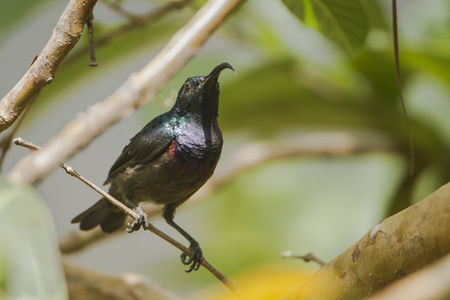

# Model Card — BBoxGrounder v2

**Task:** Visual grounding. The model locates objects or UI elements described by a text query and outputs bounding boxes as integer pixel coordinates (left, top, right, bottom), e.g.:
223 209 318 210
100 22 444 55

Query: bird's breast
125 138 220 205
167 138 221 172
112 136 222 206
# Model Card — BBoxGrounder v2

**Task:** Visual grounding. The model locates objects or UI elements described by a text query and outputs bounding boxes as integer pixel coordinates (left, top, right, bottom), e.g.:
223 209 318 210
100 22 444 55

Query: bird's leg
163 204 202 272
125 199 149 233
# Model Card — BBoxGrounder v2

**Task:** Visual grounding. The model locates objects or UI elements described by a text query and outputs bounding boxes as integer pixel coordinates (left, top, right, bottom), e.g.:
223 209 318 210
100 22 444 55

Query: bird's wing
103 115 174 185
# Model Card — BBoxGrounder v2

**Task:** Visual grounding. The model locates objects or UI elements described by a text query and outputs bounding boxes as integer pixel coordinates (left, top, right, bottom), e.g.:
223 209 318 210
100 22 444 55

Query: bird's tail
71 198 127 233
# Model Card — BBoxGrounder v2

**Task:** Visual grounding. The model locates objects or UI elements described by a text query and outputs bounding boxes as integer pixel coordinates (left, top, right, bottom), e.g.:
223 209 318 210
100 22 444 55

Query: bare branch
282 251 326 266
86 12 98 67
59 131 395 253
368 253 450 300
66 0 195 63
13 138 137 217
64 260 181 300
102 0 193 24
14 138 239 293
0 0 98 133
7 0 246 185
276 181 450 300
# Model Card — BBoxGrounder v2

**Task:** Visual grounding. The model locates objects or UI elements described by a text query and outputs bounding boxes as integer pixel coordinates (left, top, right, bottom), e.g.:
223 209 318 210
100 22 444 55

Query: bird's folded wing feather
103 116 174 185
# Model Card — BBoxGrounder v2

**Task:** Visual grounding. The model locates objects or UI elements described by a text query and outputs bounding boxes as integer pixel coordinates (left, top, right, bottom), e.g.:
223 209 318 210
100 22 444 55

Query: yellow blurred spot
193 262 314 300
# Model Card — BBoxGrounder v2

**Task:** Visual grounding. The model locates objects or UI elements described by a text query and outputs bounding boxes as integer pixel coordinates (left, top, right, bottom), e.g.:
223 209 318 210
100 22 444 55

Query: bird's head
172 62 235 120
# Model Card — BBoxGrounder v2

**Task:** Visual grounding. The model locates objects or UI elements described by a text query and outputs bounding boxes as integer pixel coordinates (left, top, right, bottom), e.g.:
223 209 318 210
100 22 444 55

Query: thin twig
392 0 414 174
66 0 195 64
86 13 98 67
13 137 239 294
59 130 396 254
282 251 326 266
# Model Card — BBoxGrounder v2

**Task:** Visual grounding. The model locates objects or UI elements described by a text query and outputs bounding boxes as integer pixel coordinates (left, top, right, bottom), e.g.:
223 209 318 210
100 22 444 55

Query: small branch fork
13 137 239 294
86 12 98 67
282 250 326 267
66 0 195 64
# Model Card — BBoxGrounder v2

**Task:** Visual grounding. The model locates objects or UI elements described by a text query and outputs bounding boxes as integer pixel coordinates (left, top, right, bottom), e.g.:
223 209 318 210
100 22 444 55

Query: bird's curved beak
203 62 235 86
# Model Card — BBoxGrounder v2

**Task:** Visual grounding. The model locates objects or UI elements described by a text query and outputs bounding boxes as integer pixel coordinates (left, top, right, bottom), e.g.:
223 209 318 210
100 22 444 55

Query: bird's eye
184 83 191 92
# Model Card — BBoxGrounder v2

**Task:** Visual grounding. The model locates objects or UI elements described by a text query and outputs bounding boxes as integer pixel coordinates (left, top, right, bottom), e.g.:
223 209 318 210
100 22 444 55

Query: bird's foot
181 241 203 272
127 206 149 233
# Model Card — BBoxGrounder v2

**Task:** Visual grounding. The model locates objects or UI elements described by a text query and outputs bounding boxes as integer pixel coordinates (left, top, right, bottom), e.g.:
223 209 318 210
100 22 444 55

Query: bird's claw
127 206 149 233
181 242 203 272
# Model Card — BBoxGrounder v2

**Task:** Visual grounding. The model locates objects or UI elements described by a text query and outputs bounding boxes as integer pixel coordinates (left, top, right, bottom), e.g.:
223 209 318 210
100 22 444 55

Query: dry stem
59 130 395 254
13 137 239 294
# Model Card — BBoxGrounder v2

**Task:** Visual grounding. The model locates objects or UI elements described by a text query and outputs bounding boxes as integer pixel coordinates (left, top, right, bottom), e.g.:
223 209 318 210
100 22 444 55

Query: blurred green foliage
282 0 369 56
0 181 67 299
0 0 449 295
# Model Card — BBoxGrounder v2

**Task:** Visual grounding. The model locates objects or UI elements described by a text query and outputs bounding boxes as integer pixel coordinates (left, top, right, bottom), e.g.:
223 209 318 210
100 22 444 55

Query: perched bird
72 62 234 272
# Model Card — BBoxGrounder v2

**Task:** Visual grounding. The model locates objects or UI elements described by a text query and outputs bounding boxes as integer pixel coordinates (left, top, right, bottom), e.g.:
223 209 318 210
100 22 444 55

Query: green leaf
0 180 68 300
281 0 305 21
403 50 450 86
282 0 319 29
282 0 369 56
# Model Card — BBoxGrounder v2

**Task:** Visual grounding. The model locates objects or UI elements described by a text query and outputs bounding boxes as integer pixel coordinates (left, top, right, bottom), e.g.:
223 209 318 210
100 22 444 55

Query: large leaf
0 180 68 300
282 0 369 56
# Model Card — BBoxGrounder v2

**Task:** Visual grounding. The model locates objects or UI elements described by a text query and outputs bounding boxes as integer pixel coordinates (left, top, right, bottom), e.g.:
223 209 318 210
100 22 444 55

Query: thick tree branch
7 0 246 185
0 0 98 133
368 253 450 300
277 181 450 300
64 260 181 300
0 106 30 171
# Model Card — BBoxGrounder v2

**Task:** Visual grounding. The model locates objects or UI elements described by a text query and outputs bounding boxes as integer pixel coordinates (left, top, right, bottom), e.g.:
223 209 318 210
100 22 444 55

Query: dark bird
71 62 234 272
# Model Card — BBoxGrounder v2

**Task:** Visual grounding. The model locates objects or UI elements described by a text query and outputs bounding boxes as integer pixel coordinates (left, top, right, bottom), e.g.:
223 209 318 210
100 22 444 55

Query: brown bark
0 0 98 132
7 0 246 185
277 182 450 300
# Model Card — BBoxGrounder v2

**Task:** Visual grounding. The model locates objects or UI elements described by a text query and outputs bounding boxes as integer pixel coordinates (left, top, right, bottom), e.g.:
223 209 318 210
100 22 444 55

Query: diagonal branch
64 259 181 300
59 131 396 254
7 0 246 185
368 252 450 300
14 137 239 294
0 0 98 133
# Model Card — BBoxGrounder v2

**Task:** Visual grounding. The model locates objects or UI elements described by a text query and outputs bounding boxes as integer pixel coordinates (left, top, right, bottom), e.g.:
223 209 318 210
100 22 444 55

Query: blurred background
0 0 449 297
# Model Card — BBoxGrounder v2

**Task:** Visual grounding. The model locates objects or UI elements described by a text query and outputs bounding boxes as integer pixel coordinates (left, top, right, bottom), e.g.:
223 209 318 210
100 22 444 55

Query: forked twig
13 137 239 294
282 250 326 266
86 12 98 67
